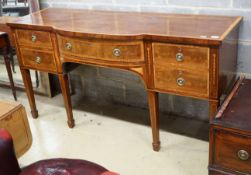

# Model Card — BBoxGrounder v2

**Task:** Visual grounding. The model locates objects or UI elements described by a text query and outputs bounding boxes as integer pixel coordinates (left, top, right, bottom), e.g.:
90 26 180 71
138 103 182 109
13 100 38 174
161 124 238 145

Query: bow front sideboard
7 8 242 151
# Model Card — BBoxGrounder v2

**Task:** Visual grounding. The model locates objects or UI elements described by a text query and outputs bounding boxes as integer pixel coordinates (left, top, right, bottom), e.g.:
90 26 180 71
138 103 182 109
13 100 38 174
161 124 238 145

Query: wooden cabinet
8 8 242 151
209 77 251 175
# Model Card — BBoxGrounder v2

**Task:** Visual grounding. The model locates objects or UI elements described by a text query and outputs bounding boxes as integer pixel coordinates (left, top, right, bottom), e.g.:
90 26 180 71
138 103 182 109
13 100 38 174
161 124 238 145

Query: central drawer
58 36 144 62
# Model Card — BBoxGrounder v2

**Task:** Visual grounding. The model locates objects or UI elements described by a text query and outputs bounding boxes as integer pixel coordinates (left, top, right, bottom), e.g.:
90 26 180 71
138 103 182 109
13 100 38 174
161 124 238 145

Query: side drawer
58 36 144 62
152 43 209 70
213 129 251 174
20 48 57 72
154 66 209 97
16 29 53 48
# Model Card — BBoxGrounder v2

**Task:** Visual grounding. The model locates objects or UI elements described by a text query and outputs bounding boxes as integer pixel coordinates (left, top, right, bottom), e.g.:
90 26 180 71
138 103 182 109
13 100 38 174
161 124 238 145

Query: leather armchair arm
0 129 21 175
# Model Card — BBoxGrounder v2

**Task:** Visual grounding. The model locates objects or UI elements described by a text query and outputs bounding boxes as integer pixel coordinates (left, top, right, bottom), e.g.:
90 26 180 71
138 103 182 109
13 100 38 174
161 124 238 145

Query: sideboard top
8 8 242 45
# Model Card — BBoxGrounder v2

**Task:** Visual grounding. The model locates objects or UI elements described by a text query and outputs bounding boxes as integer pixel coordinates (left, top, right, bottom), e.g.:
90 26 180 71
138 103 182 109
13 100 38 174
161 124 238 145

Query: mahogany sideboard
209 77 251 175
7 8 242 151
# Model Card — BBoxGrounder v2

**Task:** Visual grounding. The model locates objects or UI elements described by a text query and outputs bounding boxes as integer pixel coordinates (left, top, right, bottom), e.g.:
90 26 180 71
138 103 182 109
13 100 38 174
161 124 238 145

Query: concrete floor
0 86 209 175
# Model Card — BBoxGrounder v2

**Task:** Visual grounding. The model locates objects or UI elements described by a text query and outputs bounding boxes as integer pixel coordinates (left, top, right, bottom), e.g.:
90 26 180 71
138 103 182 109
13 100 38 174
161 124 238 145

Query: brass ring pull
65 43 72 50
177 77 185 86
113 48 121 57
35 56 41 64
238 150 249 161
31 34 37 42
176 53 184 62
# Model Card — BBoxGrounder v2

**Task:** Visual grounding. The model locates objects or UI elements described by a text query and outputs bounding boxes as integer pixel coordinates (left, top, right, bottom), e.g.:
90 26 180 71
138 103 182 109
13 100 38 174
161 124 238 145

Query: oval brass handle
176 53 184 62
113 48 121 57
31 34 37 42
238 150 249 161
35 56 41 64
65 43 72 50
177 77 185 86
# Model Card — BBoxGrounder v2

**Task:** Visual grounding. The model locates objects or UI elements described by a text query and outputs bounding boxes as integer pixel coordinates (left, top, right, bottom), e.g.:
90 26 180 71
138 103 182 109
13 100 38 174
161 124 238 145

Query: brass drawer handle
176 53 184 62
113 48 121 57
35 56 41 64
65 43 72 50
238 150 249 161
177 77 185 86
31 34 37 42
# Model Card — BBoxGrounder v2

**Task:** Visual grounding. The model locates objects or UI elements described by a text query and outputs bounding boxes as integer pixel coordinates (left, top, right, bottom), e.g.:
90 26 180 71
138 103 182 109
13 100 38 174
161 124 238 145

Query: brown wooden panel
0 101 32 158
218 26 239 97
214 130 251 174
154 66 209 97
58 36 144 62
20 48 57 72
16 29 52 48
153 43 209 70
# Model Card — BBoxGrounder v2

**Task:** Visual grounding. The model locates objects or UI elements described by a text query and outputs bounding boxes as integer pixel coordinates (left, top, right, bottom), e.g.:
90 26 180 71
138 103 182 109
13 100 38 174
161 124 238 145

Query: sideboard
7 8 242 151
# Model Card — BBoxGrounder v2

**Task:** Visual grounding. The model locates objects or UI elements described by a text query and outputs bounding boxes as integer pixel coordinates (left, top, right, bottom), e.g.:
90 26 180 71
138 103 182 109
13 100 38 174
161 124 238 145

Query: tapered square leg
58 73 75 128
3 50 17 101
147 91 160 151
20 69 38 118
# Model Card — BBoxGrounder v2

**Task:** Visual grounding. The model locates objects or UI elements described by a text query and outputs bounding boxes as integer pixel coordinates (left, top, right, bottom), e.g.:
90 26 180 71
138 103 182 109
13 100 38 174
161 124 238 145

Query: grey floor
0 86 209 175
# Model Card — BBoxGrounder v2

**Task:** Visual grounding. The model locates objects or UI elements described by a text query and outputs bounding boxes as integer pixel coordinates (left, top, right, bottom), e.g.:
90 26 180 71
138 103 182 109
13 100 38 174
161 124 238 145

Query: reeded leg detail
20 69 38 118
147 90 160 151
58 73 75 128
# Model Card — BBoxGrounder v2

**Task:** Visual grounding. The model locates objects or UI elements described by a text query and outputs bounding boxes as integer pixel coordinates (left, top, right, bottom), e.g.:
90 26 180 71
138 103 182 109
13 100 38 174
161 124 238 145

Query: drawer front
154 66 209 97
58 36 144 62
214 129 251 173
16 29 52 48
153 43 209 70
20 48 57 72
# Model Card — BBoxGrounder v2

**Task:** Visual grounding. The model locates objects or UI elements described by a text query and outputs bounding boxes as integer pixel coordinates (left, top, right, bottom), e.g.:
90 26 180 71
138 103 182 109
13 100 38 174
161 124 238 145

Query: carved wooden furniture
7 8 242 151
0 101 32 158
0 32 17 100
209 77 251 175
